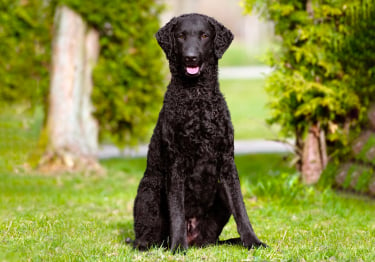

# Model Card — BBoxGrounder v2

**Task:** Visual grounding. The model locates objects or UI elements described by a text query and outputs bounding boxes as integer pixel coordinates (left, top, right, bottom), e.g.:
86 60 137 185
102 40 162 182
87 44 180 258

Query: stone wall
333 106 375 196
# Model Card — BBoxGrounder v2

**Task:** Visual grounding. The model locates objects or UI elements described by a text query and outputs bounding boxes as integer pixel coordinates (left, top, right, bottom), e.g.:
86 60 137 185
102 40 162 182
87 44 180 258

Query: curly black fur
133 13 266 252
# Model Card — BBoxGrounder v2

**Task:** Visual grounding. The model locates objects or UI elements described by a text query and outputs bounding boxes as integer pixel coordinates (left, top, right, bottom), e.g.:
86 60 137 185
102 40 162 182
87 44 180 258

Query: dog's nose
184 56 198 63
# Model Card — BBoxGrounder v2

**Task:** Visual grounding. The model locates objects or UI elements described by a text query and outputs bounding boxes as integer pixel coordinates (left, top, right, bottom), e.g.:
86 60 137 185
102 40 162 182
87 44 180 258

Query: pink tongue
186 67 199 75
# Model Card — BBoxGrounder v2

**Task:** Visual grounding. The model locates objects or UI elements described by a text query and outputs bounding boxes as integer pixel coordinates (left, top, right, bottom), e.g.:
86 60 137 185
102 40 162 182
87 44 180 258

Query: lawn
1 154 375 261
220 78 278 140
219 40 268 67
0 105 43 171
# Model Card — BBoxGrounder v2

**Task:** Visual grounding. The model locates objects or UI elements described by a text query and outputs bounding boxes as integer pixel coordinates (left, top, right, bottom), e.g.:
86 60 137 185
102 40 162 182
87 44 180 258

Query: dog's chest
173 96 226 154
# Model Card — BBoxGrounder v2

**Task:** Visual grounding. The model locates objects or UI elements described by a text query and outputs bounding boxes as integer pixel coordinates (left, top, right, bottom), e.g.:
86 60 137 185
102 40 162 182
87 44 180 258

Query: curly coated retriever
133 13 266 251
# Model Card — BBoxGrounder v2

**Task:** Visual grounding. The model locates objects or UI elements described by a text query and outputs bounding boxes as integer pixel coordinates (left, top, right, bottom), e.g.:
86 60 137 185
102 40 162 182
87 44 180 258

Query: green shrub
0 0 165 147
338 1 375 117
245 171 319 204
0 0 52 105
242 0 375 168
242 1 362 159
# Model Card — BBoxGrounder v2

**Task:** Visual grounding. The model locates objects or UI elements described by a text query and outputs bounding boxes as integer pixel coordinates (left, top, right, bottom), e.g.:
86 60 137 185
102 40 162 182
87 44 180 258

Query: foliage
0 0 52 106
338 0 375 115
242 0 375 163
0 0 165 148
237 154 318 204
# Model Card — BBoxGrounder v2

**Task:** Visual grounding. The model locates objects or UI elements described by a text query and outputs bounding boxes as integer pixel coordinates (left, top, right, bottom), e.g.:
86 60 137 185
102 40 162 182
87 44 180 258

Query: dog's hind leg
133 174 169 250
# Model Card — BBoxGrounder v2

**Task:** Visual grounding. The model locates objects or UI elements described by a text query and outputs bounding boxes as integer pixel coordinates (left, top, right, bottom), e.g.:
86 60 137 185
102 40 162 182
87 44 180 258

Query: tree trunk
319 128 328 169
295 126 305 172
301 124 323 184
306 0 314 18
38 5 101 174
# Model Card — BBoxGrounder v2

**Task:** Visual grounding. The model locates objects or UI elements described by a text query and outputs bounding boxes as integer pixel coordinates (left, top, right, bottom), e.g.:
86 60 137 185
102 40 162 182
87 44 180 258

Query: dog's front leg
221 161 267 249
167 164 188 252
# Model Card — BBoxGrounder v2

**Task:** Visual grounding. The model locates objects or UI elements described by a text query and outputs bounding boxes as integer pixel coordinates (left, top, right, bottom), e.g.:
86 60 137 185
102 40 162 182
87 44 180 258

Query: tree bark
38 5 101 174
319 128 328 169
295 126 304 172
301 124 323 184
306 0 314 18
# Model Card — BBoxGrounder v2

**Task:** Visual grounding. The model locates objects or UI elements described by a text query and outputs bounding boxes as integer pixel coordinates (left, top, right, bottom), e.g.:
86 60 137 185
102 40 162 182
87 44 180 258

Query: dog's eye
201 33 209 39
177 34 185 40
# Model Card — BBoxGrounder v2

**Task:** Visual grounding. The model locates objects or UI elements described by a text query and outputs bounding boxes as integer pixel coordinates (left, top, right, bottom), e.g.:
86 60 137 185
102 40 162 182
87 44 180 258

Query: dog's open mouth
185 66 200 76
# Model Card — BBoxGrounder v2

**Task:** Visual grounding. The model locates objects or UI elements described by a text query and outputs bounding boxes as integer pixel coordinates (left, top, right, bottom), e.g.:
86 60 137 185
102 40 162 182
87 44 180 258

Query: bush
244 0 361 153
0 0 165 147
338 1 375 118
0 0 52 105
242 0 374 165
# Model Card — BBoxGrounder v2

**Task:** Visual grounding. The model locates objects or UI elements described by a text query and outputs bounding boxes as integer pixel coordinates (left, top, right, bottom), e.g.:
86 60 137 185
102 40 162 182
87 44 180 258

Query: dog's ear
208 17 234 59
155 17 178 60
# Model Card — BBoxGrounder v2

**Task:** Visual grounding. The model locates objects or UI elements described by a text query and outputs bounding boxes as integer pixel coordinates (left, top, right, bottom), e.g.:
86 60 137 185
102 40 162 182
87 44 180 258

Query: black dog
133 13 266 251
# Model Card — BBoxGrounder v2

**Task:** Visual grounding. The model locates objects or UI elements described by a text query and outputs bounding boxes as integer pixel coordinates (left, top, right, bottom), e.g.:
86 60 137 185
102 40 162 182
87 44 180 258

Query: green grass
0 105 43 170
219 41 268 67
1 155 375 261
220 79 278 140
1 92 374 261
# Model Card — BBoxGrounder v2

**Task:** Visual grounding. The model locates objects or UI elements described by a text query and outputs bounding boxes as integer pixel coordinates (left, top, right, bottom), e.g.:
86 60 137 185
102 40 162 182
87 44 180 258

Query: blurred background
161 0 274 64
1 0 375 192
0 0 277 172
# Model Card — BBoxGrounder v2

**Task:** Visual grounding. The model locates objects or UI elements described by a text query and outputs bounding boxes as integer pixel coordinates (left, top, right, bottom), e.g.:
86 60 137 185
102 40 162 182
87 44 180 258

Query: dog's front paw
241 234 269 249
244 240 268 249
255 241 268 249
133 239 150 251
171 240 188 254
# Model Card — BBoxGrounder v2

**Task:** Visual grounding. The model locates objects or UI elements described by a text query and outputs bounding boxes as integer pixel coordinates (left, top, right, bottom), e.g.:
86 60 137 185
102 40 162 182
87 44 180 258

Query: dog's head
156 13 233 78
